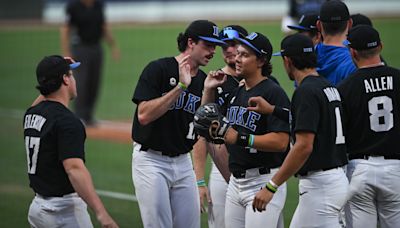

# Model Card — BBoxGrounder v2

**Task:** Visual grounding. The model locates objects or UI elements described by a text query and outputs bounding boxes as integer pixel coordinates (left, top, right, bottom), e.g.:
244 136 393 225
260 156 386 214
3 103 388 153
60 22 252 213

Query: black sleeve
272 106 290 123
293 87 320 133
132 60 163 104
57 116 85 161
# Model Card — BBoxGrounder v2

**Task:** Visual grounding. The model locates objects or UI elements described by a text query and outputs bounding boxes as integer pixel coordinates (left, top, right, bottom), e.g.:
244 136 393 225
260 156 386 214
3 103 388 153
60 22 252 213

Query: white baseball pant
290 167 348 228
132 143 200 228
345 156 400 228
225 167 287 228
28 193 93 228
208 162 228 228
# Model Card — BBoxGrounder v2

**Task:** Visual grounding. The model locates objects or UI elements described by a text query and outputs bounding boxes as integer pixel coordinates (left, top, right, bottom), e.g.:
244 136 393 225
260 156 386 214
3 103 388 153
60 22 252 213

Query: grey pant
28 193 93 228
72 43 103 123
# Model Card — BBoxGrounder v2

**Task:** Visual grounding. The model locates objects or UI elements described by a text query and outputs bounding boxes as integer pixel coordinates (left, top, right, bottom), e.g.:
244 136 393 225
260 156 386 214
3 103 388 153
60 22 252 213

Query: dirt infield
85 120 132 144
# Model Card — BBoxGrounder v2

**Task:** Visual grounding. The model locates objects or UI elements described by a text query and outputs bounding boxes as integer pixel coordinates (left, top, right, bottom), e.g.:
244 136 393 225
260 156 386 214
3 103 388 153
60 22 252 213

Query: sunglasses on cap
220 29 240 41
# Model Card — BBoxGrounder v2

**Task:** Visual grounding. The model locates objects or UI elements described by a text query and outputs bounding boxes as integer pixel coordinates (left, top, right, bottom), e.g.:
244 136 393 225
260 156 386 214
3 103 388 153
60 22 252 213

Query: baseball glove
194 103 230 144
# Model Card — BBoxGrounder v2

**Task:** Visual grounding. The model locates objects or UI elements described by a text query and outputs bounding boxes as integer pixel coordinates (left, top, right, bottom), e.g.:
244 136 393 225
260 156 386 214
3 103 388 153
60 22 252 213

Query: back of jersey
338 65 400 155
23 101 85 196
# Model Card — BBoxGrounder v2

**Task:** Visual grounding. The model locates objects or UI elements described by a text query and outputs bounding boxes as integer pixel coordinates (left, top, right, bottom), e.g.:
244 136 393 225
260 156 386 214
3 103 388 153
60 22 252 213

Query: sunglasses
220 29 240 40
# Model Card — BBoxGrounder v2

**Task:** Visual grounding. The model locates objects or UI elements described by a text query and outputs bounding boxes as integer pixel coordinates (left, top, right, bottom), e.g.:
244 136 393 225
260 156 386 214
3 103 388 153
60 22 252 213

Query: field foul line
96 189 137 202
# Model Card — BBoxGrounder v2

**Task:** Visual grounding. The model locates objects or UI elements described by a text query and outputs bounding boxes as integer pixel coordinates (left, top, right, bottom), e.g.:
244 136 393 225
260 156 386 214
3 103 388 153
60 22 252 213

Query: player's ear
61 73 70 86
316 20 322 33
187 37 196 49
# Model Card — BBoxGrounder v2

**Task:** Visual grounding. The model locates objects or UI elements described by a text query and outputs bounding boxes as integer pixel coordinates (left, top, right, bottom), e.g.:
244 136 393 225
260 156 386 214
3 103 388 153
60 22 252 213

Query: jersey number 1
335 107 345 144
186 122 195 140
25 136 40 174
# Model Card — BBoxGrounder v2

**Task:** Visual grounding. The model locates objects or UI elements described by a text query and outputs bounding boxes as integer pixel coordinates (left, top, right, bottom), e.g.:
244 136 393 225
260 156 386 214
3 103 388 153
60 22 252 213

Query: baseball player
251 34 348 228
24 55 118 228
338 25 400 228
192 25 248 228
287 14 321 46
199 32 291 228
131 20 225 228
316 0 356 85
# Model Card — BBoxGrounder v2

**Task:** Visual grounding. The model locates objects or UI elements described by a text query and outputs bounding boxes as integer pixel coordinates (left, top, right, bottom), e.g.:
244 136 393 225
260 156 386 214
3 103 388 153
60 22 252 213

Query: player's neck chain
359 62 385 69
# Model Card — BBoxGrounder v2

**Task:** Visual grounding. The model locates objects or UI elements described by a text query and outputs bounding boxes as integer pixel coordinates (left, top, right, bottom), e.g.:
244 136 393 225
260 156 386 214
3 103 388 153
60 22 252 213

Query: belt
232 167 271 179
141 145 180 157
35 192 77 199
296 166 340 177
349 154 400 160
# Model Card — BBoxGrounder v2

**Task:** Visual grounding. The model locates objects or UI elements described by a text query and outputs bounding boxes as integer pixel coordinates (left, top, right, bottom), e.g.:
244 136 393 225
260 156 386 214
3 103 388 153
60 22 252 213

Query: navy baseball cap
346 25 381 50
287 14 319 32
219 25 248 41
273 33 315 57
351 13 373 27
319 0 350 23
235 32 273 60
185 20 226 45
36 55 80 85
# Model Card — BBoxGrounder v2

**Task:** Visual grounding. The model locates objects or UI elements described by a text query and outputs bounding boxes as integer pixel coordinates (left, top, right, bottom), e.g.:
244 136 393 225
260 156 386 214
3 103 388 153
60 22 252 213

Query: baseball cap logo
303 47 313 53
247 32 258 40
299 15 305 24
213 26 219 37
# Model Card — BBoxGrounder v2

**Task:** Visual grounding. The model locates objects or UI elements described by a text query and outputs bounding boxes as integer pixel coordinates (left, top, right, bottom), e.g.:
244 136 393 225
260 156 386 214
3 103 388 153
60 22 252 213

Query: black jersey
66 0 105 45
132 57 206 156
23 101 85 197
224 79 291 172
292 76 347 175
216 74 242 113
338 65 400 157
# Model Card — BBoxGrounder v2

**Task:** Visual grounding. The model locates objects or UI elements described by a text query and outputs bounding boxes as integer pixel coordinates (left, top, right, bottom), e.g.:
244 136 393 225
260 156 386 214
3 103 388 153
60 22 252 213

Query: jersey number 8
368 96 394 132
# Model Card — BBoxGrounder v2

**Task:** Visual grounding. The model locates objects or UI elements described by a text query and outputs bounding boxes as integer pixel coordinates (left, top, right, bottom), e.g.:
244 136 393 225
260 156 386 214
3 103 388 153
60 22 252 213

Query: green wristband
178 82 187 90
265 182 277 193
197 179 206 187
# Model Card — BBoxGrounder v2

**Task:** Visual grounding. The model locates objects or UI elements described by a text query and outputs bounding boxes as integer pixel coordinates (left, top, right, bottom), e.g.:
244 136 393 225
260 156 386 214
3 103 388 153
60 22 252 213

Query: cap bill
234 37 261 55
287 25 311 31
272 51 283 56
198 36 226 45
69 62 81 69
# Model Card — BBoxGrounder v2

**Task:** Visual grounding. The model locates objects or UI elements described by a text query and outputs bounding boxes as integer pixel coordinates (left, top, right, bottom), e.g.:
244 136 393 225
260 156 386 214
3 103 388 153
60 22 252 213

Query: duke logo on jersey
167 91 201 114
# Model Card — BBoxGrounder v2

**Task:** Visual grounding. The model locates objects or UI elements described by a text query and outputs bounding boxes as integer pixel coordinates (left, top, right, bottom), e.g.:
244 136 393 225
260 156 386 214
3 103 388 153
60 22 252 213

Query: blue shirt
316 43 357 85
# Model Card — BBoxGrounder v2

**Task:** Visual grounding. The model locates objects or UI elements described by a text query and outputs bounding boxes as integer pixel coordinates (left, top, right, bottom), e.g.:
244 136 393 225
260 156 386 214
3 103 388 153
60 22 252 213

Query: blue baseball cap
185 20 226 45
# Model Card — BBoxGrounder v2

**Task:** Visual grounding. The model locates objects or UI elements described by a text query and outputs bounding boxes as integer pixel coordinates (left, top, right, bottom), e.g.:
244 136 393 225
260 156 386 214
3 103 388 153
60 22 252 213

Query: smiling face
235 44 260 79
189 39 217 66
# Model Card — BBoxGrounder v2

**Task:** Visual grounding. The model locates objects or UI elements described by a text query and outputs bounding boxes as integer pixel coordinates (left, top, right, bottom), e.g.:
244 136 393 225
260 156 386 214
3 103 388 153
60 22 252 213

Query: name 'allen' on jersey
364 76 393 93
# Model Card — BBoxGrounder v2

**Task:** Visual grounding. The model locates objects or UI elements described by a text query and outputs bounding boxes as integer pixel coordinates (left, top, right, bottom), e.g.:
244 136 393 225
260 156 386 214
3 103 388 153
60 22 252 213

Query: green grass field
0 18 399 227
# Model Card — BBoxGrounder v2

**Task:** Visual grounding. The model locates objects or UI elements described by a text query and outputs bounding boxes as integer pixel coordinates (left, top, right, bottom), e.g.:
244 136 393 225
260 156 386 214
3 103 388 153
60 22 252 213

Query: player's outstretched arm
63 158 119 228
192 138 212 213
252 132 314 212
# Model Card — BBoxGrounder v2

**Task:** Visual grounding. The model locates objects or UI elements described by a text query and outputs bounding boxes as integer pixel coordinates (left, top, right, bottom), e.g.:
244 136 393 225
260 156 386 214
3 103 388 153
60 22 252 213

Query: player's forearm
225 129 289 152
103 25 117 48
201 88 216 105
137 86 184 125
64 159 109 216
271 134 313 186
60 25 71 57
31 95 45 107
192 138 208 181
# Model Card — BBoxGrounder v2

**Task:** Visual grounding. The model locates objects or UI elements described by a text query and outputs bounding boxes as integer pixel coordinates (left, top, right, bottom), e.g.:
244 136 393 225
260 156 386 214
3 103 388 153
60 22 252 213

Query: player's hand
247 96 275 115
198 186 212 213
204 70 227 90
178 55 192 88
252 187 273 212
111 46 121 61
97 212 119 228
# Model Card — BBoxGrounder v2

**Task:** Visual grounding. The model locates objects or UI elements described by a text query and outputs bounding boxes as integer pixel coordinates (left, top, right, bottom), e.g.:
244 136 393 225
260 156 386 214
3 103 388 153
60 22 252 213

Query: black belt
232 167 271 179
296 166 340 177
349 154 400 160
141 145 180 157
35 192 76 199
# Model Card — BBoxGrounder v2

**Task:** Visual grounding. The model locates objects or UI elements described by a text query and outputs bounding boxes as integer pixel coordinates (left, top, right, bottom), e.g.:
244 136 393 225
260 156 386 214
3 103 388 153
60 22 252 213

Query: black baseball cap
235 32 273 60
287 14 319 32
219 25 248 41
36 55 80 86
346 25 381 50
319 0 350 23
273 33 315 57
351 13 373 27
185 20 226 45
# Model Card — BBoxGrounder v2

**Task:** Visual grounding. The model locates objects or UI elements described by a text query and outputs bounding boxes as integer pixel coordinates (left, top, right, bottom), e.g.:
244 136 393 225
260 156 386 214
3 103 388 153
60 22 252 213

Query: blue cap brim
234 37 261 55
287 25 311 31
343 40 350 46
69 62 81 69
272 52 282 56
198 36 226 45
